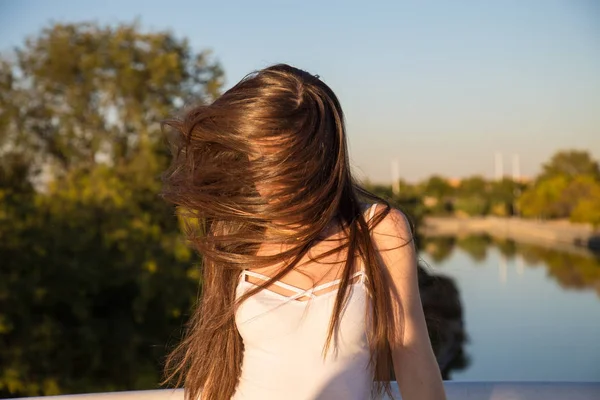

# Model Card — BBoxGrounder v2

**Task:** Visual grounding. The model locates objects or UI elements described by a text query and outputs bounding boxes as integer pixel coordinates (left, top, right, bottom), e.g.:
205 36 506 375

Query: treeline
0 21 222 397
365 150 600 228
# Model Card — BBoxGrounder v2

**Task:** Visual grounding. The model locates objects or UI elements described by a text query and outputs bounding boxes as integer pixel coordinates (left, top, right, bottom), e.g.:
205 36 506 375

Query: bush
453 196 488 217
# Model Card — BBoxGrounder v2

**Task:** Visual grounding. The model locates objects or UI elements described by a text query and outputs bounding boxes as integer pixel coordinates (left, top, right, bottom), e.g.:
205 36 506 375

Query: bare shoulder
367 204 418 283
369 204 415 251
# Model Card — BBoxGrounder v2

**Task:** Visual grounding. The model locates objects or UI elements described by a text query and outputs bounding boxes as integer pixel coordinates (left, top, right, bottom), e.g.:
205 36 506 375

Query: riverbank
420 216 600 252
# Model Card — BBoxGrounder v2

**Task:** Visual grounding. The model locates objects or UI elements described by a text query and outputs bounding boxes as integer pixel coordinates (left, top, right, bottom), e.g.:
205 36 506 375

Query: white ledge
12 382 600 400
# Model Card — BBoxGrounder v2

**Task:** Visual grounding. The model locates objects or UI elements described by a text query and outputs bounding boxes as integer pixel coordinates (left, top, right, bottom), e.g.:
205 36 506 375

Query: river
420 235 600 381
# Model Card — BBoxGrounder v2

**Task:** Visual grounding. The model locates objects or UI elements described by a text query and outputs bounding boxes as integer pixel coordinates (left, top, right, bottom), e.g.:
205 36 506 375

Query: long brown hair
161 64 399 400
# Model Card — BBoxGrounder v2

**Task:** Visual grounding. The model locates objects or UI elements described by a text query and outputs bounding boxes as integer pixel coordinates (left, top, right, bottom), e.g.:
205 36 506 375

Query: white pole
516 254 524 276
495 152 503 180
499 254 507 284
512 154 520 181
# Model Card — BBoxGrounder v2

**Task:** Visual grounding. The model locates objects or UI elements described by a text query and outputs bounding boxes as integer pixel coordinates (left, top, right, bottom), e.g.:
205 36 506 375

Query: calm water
420 236 600 382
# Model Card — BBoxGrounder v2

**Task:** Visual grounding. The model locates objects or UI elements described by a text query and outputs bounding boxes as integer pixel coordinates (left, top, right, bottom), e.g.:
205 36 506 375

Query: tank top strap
367 202 378 222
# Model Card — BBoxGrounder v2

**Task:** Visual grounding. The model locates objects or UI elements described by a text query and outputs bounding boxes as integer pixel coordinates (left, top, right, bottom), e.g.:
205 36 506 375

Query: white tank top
232 203 377 400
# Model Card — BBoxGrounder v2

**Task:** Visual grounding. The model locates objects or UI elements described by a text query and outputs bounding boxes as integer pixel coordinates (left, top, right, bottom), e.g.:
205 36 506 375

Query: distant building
447 178 461 188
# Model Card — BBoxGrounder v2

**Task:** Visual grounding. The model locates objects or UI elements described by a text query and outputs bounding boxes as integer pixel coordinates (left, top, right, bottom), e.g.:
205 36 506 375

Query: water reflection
418 265 469 379
420 235 600 381
421 235 600 297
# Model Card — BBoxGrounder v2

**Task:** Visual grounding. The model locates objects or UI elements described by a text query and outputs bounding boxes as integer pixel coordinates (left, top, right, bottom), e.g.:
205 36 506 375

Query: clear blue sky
1 0 598 182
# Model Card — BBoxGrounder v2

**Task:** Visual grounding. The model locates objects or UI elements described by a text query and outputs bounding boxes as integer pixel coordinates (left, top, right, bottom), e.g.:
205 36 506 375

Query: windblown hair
161 64 398 400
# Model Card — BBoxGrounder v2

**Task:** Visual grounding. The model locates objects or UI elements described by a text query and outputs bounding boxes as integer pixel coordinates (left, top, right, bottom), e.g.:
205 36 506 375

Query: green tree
540 150 600 180
395 179 419 198
451 176 489 217
363 182 394 199
517 150 600 221
517 175 570 218
418 176 452 216
0 166 199 397
0 21 223 397
570 180 600 228
489 178 520 204
2 21 223 177
453 195 489 216
554 175 600 218
362 181 425 224
456 176 487 197
488 178 524 216
422 175 454 198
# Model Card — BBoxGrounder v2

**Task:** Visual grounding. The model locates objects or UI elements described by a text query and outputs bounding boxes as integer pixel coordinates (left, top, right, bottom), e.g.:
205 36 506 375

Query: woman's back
232 203 378 400
162 64 446 400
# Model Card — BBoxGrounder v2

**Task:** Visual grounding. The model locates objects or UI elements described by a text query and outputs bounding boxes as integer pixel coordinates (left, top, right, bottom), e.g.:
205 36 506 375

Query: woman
162 64 445 400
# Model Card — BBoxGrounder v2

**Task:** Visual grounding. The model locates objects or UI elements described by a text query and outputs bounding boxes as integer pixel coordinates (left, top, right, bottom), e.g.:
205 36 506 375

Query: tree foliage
2 21 223 176
422 175 454 198
453 196 489 217
0 21 222 397
518 175 569 218
571 181 600 228
456 176 487 197
518 151 600 224
372 150 600 226
540 150 600 180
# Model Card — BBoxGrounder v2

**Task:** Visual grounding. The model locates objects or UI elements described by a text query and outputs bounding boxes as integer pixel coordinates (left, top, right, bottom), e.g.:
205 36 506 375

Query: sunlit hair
161 64 398 400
